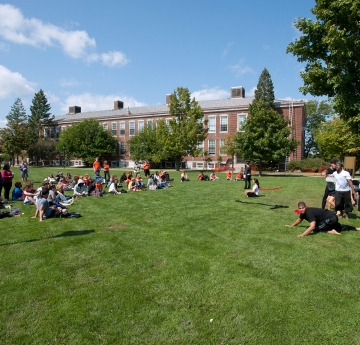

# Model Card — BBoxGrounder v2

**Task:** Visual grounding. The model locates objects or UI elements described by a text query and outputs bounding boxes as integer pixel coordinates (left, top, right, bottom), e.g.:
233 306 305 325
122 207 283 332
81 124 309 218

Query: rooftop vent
68 106 81 115
114 100 124 110
231 86 245 98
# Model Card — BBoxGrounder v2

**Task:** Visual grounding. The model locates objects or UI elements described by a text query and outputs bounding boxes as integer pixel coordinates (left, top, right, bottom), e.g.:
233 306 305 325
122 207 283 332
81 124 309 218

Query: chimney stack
68 106 81 115
230 87 245 98
114 100 124 110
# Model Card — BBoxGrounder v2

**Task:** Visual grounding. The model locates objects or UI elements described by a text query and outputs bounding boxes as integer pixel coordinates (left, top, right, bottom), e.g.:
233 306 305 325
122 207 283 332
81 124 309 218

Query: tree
163 87 208 169
314 116 360 160
287 0 360 133
254 68 275 109
304 100 334 158
29 89 54 141
220 134 237 170
0 98 29 162
234 101 299 175
57 119 117 165
28 139 58 164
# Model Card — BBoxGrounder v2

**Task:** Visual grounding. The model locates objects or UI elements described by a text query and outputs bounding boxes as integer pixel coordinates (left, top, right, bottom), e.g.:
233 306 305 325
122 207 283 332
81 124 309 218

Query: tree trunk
259 159 262 176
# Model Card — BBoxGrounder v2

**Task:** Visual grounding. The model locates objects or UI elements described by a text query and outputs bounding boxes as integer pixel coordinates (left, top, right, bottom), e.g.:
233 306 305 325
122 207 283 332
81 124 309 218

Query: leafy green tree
127 122 168 163
29 89 54 141
234 101 298 175
314 116 360 160
304 100 334 157
57 119 117 165
166 87 208 169
254 68 275 109
287 0 360 133
28 139 58 164
220 134 237 170
0 98 29 162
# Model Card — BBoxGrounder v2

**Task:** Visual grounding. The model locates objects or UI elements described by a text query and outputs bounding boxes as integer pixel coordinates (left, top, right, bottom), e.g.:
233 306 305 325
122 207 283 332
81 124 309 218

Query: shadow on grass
235 199 289 210
0 229 95 247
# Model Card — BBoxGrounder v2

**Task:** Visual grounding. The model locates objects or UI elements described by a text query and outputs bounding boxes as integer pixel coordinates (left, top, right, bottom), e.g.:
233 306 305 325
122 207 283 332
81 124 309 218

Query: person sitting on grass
135 174 145 189
44 173 56 184
23 182 39 205
109 179 121 195
235 172 242 181
56 183 73 202
197 171 209 181
210 171 219 181
245 178 259 197
73 179 87 197
48 184 72 208
147 174 158 190
226 171 232 180
12 182 23 201
181 170 189 182
285 201 360 237
31 187 67 222
120 172 127 183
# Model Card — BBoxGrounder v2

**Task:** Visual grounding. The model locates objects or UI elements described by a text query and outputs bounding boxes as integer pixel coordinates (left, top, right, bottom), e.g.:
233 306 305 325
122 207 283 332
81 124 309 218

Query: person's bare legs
327 229 341 235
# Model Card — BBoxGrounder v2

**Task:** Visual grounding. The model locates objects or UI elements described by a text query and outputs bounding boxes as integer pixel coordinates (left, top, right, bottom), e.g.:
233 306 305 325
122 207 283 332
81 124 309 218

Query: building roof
54 96 303 124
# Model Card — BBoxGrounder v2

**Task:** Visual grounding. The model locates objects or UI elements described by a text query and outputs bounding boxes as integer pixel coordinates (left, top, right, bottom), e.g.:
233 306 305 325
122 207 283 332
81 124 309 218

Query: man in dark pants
285 201 360 236
321 159 337 208
244 162 251 189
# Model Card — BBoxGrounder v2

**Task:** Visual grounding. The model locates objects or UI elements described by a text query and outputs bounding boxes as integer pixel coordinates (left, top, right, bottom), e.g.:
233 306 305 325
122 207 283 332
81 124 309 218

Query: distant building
51 86 305 169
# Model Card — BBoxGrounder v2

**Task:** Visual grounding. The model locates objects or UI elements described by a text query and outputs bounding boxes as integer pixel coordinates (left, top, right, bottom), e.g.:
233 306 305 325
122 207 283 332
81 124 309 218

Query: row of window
198 139 227 155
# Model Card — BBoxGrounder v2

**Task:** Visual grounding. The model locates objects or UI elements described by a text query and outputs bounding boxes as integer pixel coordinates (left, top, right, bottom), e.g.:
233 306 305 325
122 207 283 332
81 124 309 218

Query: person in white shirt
332 162 356 219
245 178 259 197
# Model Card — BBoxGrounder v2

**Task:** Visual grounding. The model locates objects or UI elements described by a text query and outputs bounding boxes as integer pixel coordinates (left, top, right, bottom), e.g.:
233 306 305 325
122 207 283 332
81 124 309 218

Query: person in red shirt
143 161 150 177
103 160 110 182
226 171 232 180
1 163 13 201
93 157 101 177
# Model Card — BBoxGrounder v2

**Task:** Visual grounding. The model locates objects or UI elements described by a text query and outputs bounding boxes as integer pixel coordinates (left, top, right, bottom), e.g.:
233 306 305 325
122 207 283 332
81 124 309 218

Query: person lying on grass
285 201 360 237
32 187 67 221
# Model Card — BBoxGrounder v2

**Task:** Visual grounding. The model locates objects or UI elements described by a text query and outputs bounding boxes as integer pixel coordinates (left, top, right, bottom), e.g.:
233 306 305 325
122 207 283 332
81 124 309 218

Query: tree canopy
254 68 275 109
304 100 334 158
29 89 54 141
234 101 298 174
57 119 117 165
287 0 360 133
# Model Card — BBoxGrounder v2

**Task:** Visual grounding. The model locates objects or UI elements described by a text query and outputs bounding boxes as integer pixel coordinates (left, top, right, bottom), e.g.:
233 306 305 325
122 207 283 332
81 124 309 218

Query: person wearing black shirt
244 162 251 189
285 201 360 237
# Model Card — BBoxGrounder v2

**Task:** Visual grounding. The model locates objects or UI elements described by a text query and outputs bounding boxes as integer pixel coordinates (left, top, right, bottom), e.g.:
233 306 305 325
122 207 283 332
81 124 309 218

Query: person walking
244 162 251 189
321 159 336 208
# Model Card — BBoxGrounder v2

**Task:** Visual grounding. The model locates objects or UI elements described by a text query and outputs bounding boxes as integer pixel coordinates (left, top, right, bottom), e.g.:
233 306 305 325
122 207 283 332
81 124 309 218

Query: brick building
52 86 305 169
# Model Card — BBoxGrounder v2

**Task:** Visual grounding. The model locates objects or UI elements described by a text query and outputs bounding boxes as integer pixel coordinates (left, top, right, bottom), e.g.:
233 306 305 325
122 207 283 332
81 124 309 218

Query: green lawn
1 168 360 344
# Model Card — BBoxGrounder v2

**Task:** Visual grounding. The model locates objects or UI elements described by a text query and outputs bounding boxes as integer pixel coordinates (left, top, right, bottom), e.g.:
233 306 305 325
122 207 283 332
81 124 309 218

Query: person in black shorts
321 159 337 208
285 201 360 237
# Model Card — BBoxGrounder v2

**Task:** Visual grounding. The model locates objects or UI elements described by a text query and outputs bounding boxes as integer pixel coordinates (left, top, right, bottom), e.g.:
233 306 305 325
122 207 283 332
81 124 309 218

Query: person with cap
333 161 356 219
285 201 360 236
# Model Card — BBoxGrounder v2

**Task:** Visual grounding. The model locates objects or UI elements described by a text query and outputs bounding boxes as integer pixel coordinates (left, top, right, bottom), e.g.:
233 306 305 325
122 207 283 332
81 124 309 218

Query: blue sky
0 0 318 126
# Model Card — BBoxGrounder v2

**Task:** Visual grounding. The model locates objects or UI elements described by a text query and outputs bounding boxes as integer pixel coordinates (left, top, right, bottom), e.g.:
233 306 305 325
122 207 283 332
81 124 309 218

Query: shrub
287 158 329 172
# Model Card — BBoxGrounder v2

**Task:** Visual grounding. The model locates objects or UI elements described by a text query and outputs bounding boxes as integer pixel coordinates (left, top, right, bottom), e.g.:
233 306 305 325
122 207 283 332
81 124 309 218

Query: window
166 119 171 132
56 126 60 139
44 128 49 138
238 114 247 131
220 139 226 155
129 121 135 136
147 120 153 128
197 141 204 151
61 126 66 132
49 127 55 138
119 142 126 155
103 123 108 131
111 122 117 136
138 120 144 132
120 122 125 135
220 116 228 132
208 117 216 133
208 139 216 155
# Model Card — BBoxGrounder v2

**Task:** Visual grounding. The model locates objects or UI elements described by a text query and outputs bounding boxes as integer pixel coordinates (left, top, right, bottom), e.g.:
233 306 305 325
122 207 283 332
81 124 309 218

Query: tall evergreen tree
254 68 275 109
0 98 29 160
29 89 54 141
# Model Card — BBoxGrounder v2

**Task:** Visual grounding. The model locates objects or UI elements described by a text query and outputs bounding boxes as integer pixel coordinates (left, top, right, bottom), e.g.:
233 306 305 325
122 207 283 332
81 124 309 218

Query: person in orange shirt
143 161 150 177
226 171 232 180
235 172 242 181
103 160 110 182
93 157 101 177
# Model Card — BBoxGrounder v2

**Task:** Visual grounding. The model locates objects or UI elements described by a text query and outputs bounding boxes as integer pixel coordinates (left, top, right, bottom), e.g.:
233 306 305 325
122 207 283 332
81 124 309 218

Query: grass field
1 167 360 345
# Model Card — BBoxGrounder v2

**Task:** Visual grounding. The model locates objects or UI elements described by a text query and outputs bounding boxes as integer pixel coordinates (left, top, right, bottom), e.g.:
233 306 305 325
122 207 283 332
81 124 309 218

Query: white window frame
103 123 108 131
111 122 117 136
220 115 228 132
138 120 144 132
120 122 125 136
208 116 216 133
197 141 204 151
237 113 247 131
208 139 216 155
147 120 153 128
166 118 172 132
119 142 126 156
129 121 135 136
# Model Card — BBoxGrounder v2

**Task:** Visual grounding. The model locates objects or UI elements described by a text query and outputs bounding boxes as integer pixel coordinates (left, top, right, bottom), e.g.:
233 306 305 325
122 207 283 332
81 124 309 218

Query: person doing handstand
285 201 360 237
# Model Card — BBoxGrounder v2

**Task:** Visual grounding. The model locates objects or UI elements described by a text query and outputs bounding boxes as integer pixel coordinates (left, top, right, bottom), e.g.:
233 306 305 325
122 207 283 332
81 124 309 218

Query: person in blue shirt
12 182 23 201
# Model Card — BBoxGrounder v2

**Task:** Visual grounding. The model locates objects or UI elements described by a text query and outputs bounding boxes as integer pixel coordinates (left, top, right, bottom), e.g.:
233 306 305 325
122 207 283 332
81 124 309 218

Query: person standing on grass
245 178 259 197
103 160 110 182
1 163 13 202
285 201 360 236
244 162 251 189
143 161 150 178
19 161 28 182
333 161 356 220
321 159 336 208
93 157 101 178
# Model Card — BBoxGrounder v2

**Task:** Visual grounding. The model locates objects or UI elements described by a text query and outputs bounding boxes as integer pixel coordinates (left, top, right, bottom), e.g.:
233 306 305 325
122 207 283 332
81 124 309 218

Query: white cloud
0 65 35 99
60 78 80 87
228 59 254 77
86 51 129 67
191 87 229 101
247 86 257 96
0 119 7 128
0 4 129 67
0 42 10 51
60 93 147 113
222 42 234 57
